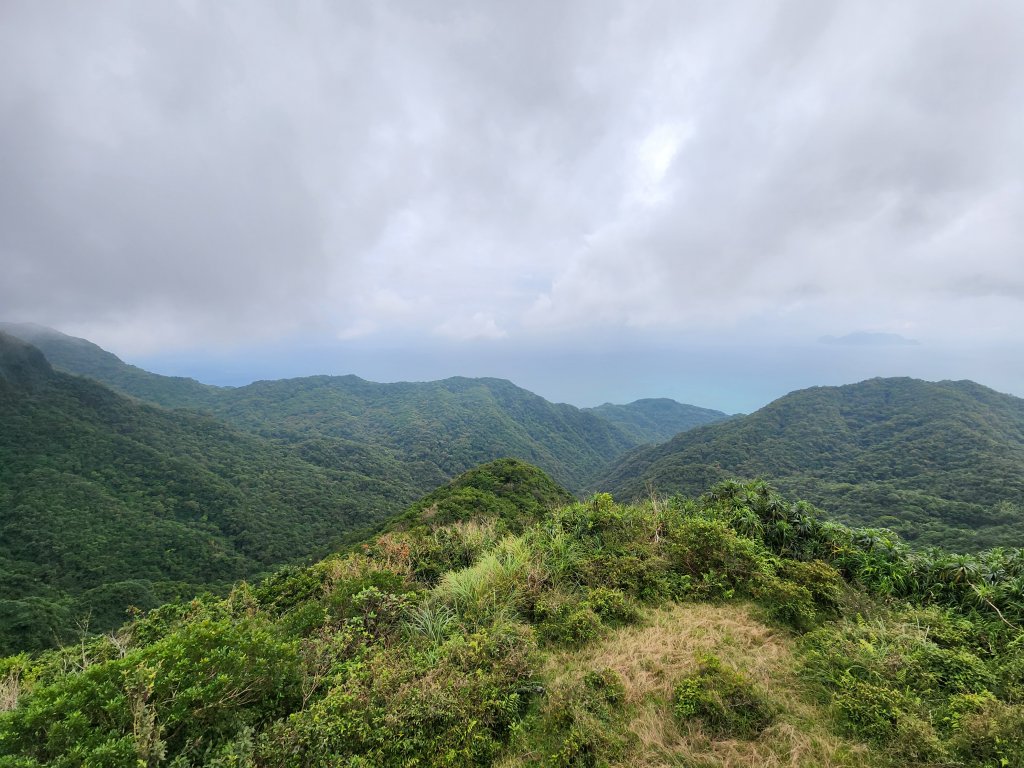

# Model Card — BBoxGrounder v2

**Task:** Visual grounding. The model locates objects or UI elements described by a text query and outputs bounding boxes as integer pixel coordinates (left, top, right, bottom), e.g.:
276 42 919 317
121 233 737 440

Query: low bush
671 654 775 739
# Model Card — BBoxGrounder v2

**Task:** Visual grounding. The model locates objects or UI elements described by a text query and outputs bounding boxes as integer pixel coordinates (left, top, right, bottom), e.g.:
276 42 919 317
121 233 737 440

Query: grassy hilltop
2 460 1021 767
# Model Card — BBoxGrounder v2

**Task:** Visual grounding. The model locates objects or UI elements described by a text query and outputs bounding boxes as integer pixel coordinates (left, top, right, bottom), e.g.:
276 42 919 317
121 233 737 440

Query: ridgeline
602 377 1024 550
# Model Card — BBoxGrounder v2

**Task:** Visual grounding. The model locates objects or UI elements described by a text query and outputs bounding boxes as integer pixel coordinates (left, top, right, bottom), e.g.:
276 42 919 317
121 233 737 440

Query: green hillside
1 325 641 493
391 457 575 535
206 374 636 493
2 468 1021 767
584 397 731 443
0 323 220 410
602 377 1024 550
0 333 420 654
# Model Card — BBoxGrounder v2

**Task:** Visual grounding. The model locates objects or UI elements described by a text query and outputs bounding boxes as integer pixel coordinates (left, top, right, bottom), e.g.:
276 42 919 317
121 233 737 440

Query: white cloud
434 312 508 341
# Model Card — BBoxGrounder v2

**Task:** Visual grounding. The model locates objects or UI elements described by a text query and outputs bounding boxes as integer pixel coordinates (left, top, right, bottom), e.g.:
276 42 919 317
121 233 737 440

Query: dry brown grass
560 602 787 705
0 669 19 712
521 602 872 768
319 550 410 588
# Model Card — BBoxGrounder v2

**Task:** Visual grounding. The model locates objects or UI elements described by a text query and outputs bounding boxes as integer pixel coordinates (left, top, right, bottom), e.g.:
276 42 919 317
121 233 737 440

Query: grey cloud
1 0 1022 356
530 2 1024 339
819 333 920 347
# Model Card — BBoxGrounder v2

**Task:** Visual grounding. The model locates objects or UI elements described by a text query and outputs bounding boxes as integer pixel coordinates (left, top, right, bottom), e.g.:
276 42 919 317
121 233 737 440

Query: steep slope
0 333 419 653
601 377 1024 549
207 374 635 492
585 397 731 443
390 457 575 533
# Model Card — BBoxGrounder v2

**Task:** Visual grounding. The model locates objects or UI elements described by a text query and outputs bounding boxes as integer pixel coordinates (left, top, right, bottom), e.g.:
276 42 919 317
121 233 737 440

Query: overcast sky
2 1 1023 411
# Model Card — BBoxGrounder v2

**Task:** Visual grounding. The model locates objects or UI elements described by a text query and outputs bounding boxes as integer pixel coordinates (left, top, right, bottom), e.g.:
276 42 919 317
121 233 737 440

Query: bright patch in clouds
630 121 695 206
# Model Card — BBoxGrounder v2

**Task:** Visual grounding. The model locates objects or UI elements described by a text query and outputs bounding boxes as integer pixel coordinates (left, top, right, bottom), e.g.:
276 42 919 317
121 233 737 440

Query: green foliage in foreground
603 376 1024 551
1 475 1022 767
391 457 576 535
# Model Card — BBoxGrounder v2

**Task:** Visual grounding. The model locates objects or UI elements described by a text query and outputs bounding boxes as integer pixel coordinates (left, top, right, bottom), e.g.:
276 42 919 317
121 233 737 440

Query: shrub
541 667 630 767
754 575 818 632
830 672 906 744
776 559 844 613
258 622 534 767
584 587 640 627
945 693 1024 767
671 654 775 739
532 591 601 647
665 519 774 601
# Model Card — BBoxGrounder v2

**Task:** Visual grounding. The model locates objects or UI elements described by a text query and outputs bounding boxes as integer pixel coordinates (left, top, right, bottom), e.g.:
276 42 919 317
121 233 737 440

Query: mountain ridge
1 324 720 493
0 332 420 653
583 397 731 444
601 376 1024 549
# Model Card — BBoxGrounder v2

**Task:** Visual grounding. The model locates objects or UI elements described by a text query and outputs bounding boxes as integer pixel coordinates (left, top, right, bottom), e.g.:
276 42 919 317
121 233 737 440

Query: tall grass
437 536 535 622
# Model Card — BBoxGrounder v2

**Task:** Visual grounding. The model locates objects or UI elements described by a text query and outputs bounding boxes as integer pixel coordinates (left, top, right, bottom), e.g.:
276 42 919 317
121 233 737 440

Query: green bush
945 693 1024 767
584 587 641 627
776 559 844 613
671 654 775 739
665 518 774 601
830 672 907 744
532 591 601 647
258 622 534 768
755 575 818 632
539 667 630 768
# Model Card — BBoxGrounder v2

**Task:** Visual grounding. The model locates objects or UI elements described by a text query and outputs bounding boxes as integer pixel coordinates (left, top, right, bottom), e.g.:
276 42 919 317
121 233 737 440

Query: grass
498 603 873 768
437 536 536 621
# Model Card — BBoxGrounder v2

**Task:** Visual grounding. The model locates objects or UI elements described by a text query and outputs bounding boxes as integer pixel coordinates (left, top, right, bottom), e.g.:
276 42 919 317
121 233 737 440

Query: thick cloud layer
2 1 1022 364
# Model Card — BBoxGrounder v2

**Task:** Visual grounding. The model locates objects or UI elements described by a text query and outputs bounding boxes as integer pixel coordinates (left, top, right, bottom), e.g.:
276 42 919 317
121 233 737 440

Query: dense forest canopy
1 324 724 493
0 333 418 653
3 329 1024 660
602 377 1024 551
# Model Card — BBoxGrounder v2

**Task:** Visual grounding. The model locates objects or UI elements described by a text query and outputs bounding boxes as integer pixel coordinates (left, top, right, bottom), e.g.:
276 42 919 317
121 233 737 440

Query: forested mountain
1 324 674 492
204 374 636 493
0 322 220 409
3 464 1021 767
584 397 731 443
602 377 1024 550
389 457 575 535
0 332 420 654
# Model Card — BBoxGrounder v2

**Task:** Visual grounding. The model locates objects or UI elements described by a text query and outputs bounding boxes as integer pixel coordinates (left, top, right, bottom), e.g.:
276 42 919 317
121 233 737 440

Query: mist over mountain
0 322 222 409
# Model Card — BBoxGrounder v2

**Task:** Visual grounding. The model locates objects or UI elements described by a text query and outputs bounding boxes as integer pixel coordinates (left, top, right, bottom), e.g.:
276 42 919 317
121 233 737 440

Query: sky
2 1 1023 413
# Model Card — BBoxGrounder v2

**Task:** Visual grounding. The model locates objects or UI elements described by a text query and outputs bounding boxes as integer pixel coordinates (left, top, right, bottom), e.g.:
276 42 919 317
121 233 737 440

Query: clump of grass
404 601 457 647
437 536 535 623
